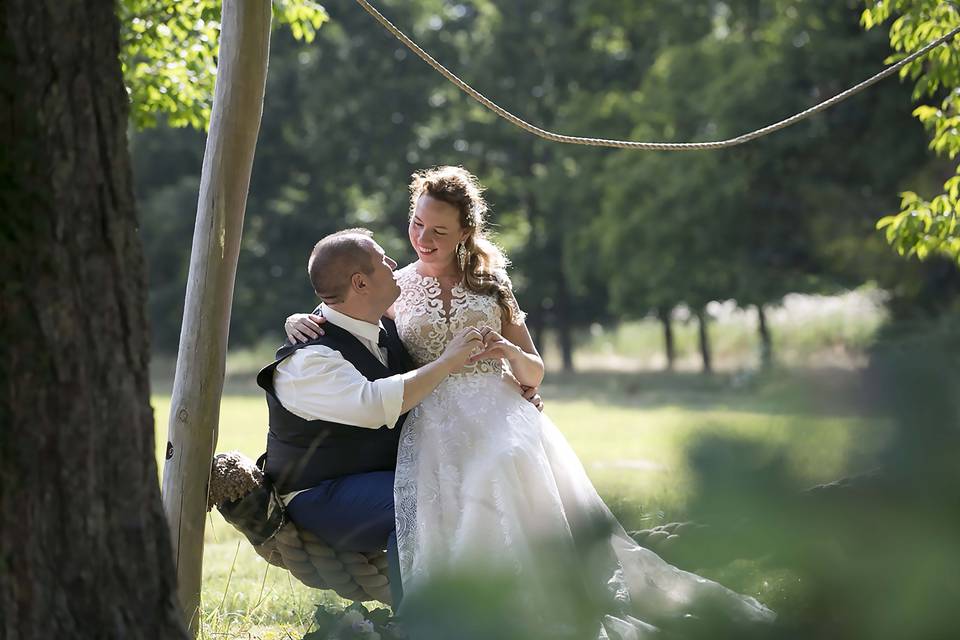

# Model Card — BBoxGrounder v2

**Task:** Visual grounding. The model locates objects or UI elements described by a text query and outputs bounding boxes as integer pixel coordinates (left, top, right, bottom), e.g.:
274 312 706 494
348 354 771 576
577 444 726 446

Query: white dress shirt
272 304 407 505
272 303 405 430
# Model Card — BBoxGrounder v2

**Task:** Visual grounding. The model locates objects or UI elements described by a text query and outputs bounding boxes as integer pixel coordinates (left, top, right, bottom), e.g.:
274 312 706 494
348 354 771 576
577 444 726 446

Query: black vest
257 316 416 493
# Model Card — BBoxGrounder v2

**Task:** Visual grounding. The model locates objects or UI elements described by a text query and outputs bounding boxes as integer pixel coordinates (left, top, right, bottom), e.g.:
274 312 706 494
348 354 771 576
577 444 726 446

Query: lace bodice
391 268 775 634
392 264 524 376
392 263 775 632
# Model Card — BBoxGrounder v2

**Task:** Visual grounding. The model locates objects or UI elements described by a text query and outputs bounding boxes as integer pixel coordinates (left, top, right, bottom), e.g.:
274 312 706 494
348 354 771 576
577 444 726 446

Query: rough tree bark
0 1 187 638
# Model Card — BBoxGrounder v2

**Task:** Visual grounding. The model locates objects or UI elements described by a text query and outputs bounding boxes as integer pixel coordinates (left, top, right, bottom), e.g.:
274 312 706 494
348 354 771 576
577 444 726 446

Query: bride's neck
416 259 461 280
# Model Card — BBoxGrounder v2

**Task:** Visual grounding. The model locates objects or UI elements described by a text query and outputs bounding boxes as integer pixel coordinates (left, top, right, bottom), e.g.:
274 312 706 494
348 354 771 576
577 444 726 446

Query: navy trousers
286 470 403 606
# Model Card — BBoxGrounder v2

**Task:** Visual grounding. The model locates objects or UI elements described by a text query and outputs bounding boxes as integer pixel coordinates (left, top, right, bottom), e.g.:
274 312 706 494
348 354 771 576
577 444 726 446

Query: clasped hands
449 326 543 411
445 326 520 367
284 314 542 411
469 326 520 364
286 315 513 364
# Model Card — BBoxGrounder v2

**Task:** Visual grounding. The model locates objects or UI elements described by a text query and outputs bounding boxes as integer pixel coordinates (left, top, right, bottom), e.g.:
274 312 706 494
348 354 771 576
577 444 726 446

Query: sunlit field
569 286 888 371
154 361 885 638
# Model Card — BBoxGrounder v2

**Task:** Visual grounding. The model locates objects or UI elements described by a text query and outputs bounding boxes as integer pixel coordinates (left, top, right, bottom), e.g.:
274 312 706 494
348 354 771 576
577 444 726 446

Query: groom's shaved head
308 228 376 303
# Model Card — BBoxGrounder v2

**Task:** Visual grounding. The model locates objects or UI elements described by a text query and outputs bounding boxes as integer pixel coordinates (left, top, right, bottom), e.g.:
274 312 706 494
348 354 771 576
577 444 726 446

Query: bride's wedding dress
392 265 774 637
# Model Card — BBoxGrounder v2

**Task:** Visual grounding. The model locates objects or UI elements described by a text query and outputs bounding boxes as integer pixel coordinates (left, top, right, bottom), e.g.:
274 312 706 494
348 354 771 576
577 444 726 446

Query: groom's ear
351 271 368 295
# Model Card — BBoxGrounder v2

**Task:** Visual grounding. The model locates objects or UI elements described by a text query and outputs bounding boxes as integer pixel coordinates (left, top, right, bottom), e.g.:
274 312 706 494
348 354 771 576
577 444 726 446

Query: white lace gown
392 265 774 637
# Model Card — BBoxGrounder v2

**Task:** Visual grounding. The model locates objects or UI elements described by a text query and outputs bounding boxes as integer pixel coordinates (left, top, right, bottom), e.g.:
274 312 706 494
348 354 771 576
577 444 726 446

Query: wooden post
161 0 272 633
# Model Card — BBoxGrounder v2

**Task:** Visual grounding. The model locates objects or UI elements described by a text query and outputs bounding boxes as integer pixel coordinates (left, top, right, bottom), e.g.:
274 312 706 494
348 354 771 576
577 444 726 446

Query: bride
287 166 774 637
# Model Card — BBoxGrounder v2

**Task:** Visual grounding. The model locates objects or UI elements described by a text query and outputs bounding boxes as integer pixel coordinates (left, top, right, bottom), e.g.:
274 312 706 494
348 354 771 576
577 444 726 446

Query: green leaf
121 0 328 131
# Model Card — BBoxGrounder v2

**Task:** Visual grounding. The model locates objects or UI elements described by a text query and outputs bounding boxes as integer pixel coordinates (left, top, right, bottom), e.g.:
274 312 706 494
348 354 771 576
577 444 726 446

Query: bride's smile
408 193 468 273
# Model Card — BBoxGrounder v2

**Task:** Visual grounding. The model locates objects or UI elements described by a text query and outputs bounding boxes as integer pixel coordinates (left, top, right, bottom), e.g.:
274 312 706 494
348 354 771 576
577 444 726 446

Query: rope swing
195 3 960 616
354 0 960 151
209 452 394 604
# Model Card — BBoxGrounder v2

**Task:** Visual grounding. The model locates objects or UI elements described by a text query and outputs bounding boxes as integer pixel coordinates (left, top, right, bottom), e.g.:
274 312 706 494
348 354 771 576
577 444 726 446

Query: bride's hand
440 327 486 371
284 313 326 343
469 328 520 364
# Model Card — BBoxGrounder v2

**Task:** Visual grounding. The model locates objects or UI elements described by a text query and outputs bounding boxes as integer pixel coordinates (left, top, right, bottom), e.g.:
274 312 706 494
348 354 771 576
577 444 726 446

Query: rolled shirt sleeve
273 346 405 429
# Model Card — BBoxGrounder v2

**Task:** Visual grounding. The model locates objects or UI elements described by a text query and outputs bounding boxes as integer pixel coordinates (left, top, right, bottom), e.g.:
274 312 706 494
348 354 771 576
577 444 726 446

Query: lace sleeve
498 271 527 325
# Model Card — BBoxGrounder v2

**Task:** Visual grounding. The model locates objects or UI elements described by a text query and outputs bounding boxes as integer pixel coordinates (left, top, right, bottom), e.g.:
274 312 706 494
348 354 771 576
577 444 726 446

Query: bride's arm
286 304 391 342
285 311 326 342
501 321 545 387
472 320 544 388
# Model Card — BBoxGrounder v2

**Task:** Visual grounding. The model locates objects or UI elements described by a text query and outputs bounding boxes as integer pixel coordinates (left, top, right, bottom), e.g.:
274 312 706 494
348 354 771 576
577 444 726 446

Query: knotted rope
354 0 960 151
208 452 393 604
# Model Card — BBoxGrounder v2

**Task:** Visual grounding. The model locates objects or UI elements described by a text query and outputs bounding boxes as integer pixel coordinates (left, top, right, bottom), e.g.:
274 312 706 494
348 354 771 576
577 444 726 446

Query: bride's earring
457 242 466 270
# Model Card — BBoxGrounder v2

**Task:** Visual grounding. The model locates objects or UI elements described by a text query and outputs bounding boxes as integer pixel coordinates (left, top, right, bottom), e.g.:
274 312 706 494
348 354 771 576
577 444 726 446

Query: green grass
153 368 886 639
155 395 343 639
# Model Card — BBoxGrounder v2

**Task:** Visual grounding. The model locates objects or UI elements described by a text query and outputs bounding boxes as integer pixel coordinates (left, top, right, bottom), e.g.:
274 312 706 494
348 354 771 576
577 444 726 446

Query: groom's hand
502 371 545 412
469 328 520 363
522 385 544 412
285 313 326 343
440 327 486 372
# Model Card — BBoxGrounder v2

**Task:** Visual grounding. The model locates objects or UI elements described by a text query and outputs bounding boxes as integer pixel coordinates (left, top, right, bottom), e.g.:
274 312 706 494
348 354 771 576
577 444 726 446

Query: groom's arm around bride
256 228 481 606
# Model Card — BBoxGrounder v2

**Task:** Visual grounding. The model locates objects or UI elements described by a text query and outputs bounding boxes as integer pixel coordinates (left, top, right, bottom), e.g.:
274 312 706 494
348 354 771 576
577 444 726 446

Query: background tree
593 0 928 370
1 1 187 637
120 0 328 128
129 0 956 365
133 0 469 352
418 0 714 370
862 0 960 265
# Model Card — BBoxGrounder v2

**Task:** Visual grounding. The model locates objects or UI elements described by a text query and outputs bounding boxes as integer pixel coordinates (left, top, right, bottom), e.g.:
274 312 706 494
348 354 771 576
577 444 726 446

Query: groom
256 228 488 606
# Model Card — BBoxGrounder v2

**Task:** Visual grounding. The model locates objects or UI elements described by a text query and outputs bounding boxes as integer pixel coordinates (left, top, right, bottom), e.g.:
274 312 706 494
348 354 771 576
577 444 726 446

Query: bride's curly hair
408 166 522 325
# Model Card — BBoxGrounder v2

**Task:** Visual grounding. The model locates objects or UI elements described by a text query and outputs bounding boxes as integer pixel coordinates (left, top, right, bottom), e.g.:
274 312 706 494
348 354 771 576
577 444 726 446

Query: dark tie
378 327 391 367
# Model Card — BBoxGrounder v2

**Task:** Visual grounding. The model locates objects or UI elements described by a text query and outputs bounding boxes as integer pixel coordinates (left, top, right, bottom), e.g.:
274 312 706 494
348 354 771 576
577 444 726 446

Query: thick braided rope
354 0 960 151
209 452 393 604
265 525 392 604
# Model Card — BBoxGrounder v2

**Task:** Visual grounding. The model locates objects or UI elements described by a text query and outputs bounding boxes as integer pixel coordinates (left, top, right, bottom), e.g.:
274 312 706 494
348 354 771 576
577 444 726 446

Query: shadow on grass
540 366 875 418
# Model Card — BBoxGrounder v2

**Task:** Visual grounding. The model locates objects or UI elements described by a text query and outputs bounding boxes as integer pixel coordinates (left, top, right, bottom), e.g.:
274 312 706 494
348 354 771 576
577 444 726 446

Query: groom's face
362 240 401 311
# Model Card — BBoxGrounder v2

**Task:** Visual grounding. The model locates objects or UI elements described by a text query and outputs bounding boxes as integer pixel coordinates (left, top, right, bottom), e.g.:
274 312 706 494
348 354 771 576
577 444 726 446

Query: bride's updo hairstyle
408 166 522 325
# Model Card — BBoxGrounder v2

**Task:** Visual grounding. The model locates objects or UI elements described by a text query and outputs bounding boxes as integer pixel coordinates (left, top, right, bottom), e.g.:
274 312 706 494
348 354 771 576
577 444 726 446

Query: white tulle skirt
394 372 774 637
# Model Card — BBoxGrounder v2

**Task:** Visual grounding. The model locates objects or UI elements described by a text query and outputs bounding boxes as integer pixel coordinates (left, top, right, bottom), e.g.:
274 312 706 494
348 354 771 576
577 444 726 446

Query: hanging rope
353 0 960 151
208 452 394 604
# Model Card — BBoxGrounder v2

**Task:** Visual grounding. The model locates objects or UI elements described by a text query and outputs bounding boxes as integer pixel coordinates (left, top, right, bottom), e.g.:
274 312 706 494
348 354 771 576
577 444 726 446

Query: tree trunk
0 2 187 637
527 311 544 354
523 181 574 373
556 271 575 373
558 324 575 373
756 304 773 369
658 307 676 371
696 308 713 374
160 1 272 632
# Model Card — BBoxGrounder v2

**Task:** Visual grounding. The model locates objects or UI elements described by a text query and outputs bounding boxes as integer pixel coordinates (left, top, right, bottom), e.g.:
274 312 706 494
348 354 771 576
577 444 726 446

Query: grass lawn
153 368 887 639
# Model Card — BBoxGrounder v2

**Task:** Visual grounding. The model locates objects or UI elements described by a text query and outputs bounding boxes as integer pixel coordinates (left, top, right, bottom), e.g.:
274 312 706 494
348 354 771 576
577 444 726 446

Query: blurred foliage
587 0 931 368
119 0 328 129
682 316 960 639
129 0 960 364
309 319 959 640
862 0 960 264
